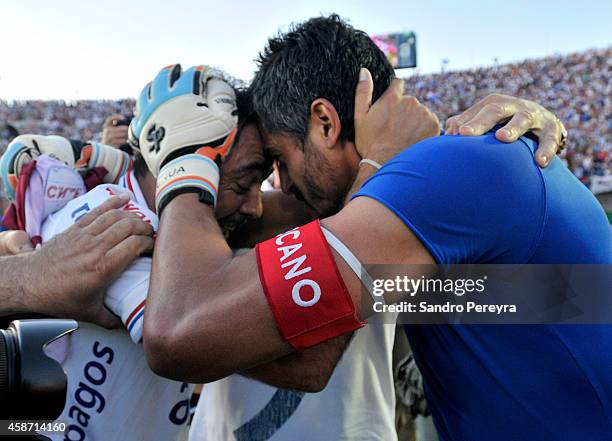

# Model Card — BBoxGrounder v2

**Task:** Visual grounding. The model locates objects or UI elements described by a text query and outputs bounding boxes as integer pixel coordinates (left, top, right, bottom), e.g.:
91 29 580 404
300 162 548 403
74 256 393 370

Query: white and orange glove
75 140 131 183
0 134 131 201
128 64 237 214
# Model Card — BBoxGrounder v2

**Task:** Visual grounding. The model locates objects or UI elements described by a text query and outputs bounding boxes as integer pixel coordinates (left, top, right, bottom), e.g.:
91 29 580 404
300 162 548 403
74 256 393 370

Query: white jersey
39 171 193 441
190 312 398 441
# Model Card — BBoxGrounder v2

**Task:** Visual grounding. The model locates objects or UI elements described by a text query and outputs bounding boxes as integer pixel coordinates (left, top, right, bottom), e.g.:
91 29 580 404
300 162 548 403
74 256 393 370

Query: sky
0 0 610 100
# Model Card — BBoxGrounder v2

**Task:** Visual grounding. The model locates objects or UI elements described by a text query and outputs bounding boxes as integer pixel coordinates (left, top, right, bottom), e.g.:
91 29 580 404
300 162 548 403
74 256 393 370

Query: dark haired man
133 16 612 441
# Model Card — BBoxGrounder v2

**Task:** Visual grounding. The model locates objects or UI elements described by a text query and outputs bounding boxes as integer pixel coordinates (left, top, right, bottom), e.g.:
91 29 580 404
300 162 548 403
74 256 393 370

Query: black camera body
112 116 132 127
0 319 78 419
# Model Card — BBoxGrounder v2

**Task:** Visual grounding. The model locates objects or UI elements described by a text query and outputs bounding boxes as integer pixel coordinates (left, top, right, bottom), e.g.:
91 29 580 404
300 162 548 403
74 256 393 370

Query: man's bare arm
143 190 431 383
0 252 41 315
445 93 567 167
242 333 353 392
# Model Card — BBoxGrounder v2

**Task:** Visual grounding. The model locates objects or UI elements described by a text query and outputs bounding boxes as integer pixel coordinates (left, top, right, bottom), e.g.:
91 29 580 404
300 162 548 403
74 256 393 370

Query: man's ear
309 98 341 149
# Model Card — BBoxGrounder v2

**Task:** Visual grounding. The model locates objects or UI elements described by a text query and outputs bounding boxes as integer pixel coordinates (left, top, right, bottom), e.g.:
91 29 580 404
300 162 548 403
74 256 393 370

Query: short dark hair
133 151 149 178
251 14 395 145
236 88 258 130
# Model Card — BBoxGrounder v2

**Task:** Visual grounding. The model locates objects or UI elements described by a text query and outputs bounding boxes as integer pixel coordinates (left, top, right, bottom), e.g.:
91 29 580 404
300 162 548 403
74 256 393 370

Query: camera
0 319 78 419
112 116 133 154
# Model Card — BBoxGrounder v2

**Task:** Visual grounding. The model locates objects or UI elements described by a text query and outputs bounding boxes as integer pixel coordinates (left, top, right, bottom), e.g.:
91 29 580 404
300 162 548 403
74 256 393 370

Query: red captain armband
255 219 364 350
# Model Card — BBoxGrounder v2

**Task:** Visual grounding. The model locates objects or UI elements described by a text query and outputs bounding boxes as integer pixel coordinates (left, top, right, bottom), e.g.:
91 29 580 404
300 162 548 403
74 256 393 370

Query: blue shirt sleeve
352 133 546 264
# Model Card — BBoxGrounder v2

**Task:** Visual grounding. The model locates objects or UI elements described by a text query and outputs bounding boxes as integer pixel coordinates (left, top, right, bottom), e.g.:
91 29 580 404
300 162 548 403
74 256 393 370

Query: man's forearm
242 333 353 392
145 164 379 383
0 253 41 315
145 195 293 382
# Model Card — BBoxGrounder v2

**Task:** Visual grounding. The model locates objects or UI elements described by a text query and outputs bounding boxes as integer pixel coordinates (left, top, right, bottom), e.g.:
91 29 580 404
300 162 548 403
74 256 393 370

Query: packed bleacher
404 47 611 189
1 47 610 190
0 99 134 146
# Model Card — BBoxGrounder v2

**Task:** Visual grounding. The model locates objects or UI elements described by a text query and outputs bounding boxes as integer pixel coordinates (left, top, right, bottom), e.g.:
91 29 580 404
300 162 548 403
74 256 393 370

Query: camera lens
0 333 6 392
0 319 78 419
0 327 17 395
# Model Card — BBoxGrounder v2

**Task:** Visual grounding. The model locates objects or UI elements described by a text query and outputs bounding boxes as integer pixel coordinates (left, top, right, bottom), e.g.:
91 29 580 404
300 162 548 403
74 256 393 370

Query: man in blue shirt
141 15 611 441
354 131 612 440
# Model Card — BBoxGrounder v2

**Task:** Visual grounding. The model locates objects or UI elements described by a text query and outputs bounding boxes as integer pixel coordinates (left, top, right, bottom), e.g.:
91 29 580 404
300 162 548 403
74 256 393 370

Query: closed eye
235 184 250 194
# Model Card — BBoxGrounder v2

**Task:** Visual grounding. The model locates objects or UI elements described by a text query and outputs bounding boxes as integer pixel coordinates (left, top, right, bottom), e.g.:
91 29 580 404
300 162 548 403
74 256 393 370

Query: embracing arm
242 332 353 392
143 191 431 384
445 93 567 166
0 252 42 315
144 199 291 382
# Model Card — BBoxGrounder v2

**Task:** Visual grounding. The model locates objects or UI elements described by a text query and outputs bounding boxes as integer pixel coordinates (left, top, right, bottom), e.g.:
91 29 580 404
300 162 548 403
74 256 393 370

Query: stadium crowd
0 99 133 146
405 47 611 187
1 47 610 188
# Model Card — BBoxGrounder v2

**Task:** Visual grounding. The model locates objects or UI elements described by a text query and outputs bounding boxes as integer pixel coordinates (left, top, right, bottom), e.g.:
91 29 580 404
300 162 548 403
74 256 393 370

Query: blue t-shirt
354 132 612 441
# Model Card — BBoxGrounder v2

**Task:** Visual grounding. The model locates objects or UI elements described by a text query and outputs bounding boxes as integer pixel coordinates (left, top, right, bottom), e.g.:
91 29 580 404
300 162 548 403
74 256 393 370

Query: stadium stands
403 47 611 190
1 48 610 190
0 100 133 147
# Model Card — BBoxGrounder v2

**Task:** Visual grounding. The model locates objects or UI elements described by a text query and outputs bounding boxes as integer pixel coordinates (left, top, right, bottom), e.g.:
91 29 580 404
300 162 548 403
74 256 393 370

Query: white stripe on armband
320 226 384 306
